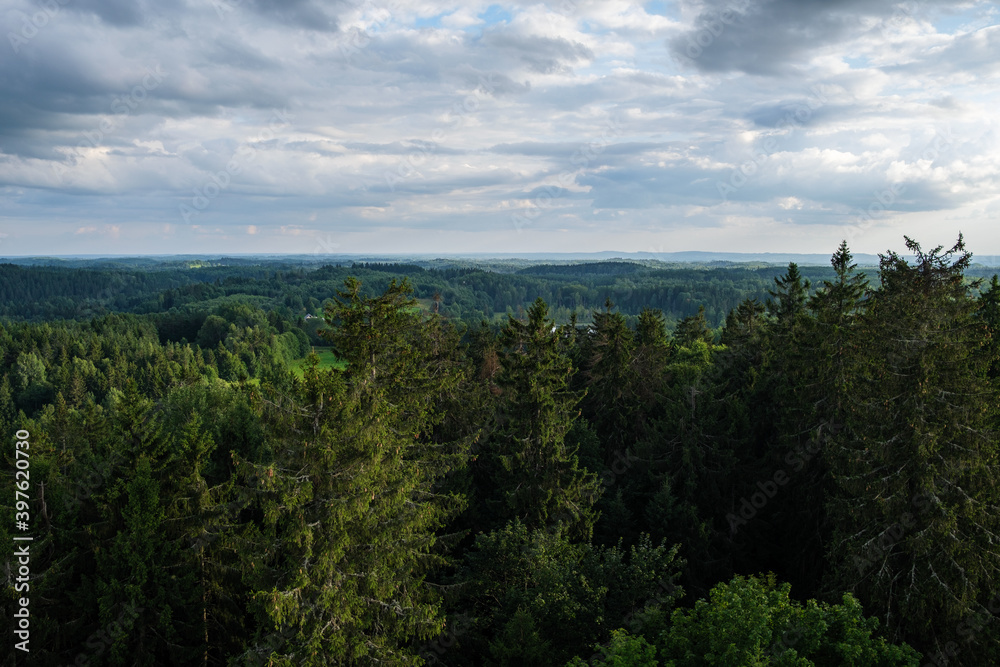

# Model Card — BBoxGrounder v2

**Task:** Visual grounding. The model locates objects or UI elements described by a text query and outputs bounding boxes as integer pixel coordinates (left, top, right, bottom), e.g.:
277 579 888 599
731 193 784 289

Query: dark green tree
449 521 683 667
75 388 221 665
748 243 869 595
478 297 601 539
630 307 672 437
975 273 1000 381
673 306 714 347
578 300 639 460
824 236 1000 663
635 307 669 349
236 278 468 665
0 376 15 436
767 262 811 324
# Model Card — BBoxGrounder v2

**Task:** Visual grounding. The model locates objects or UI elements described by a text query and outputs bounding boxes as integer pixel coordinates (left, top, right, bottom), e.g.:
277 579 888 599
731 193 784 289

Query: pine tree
631 311 735 593
975 273 1000 381
673 305 715 347
748 243 868 596
631 307 672 430
824 236 1000 662
719 298 766 349
71 388 217 665
480 297 601 539
806 240 870 431
810 241 869 326
237 278 468 665
635 307 669 349
767 262 811 324
0 375 15 436
578 299 639 460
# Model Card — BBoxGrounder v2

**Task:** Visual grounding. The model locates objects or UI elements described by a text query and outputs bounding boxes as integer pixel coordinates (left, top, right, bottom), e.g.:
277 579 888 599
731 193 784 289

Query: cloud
243 0 340 31
0 0 998 256
68 0 176 27
666 0 965 76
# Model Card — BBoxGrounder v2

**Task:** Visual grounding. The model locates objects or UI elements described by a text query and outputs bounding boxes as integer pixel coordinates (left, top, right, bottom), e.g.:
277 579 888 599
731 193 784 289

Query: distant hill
5 250 1000 268
0 250 880 267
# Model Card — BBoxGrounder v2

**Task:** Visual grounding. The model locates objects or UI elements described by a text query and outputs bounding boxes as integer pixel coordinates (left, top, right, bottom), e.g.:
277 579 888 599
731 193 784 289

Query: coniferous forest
3 236 1000 666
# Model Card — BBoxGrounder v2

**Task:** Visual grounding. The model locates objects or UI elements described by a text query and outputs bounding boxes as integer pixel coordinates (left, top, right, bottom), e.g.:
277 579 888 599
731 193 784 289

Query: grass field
290 346 348 377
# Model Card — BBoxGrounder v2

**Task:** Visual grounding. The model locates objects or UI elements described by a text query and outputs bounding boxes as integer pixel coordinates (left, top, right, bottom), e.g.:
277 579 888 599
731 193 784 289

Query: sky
1 0 999 257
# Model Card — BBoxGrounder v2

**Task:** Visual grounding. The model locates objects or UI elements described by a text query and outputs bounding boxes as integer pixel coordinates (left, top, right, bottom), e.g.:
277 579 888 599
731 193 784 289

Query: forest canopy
2 237 999 666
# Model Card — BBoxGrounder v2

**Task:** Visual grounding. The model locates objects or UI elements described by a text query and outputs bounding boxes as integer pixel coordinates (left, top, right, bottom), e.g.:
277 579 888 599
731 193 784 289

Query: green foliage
477 297 602 539
578 301 640 458
658 574 919 667
234 278 468 665
567 630 660 667
767 263 811 324
1 256 880 327
196 314 230 349
288 346 346 377
824 236 1000 663
636 307 669 348
13 350 47 391
5 239 1000 665
450 521 684 667
673 306 715 347
975 273 1000 380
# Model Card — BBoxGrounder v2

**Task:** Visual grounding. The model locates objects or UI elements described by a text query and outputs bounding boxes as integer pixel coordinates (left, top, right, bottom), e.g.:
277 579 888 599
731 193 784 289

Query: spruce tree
635 307 669 349
767 262 811 324
480 297 601 539
634 313 734 594
0 375 15 436
236 278 467 665
673 305 715 347
824 236 1000 662
72 388 219 665
631 307 672 430
578 300 639 460
975 273 1000 381
745 243 869 596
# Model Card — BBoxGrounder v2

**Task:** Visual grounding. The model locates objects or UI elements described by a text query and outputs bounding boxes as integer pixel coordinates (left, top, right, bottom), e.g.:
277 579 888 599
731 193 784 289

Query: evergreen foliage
3 238 999 665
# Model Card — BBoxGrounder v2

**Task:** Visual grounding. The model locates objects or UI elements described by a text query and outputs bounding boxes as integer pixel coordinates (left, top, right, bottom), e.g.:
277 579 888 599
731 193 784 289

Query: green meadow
290 346 348 377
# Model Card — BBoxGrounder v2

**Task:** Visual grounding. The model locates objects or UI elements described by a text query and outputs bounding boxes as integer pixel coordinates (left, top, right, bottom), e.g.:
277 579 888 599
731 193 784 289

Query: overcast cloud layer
1 0 999 256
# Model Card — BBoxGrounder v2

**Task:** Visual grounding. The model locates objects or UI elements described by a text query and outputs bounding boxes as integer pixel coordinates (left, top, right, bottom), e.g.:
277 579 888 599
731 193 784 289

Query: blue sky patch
644 0 669 17
479 4 513 26
414 12 449 29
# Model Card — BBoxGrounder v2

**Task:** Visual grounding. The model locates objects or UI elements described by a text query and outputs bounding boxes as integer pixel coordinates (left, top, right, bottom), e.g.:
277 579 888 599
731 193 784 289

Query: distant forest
2 237 1000 666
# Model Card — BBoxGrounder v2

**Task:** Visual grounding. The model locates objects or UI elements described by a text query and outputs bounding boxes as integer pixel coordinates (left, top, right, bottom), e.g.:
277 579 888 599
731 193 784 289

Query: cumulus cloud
0 0 998 255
